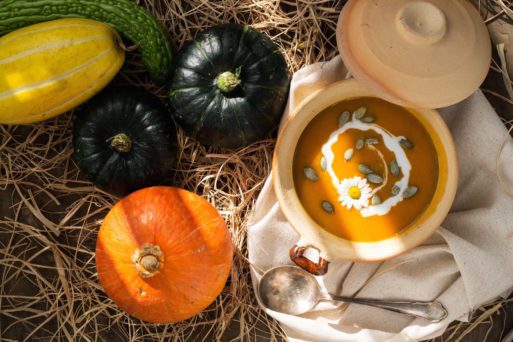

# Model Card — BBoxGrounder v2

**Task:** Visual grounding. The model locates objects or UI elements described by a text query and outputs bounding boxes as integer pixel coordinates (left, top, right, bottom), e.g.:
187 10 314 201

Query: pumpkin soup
293 97 438 242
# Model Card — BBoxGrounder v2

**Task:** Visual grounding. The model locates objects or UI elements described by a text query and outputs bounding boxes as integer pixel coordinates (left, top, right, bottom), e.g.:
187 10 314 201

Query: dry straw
0 0 512 341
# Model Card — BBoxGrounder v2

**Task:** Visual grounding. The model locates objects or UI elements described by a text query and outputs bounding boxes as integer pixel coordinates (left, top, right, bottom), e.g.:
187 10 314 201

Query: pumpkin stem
216 69 241 93
140 255 160 272
110 133 132 153
132 244 164 279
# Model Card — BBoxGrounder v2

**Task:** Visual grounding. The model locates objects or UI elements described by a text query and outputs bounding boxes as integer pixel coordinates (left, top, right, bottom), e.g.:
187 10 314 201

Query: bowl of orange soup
273 79 458 264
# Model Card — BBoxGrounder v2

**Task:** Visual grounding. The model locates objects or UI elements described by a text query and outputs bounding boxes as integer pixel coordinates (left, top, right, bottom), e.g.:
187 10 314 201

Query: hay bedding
0 0 511 341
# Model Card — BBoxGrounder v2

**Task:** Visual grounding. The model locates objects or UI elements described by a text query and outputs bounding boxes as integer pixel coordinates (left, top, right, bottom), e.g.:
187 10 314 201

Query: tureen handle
289 244 329 276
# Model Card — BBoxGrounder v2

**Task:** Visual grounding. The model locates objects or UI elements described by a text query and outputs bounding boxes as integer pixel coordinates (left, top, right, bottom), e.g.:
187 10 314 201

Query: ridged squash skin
0 18 125 124
169 24 290 148
0 0 173 83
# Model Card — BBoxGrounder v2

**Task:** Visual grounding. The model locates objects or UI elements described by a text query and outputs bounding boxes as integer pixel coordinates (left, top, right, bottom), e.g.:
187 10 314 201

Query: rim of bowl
272 78 458 262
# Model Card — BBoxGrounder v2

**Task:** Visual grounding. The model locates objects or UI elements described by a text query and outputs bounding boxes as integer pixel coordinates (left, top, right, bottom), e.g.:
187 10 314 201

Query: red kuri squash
95 186 234 323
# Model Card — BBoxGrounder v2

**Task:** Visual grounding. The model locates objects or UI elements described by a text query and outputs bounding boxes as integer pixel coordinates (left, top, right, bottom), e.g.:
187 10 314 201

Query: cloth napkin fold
248 56 513 341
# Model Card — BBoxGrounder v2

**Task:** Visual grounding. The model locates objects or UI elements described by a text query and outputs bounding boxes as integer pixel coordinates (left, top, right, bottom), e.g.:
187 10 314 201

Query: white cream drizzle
321 117 411 218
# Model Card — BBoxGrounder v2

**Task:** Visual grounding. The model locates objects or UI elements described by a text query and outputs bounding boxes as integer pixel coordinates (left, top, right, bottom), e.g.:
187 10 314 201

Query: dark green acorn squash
73 87 178 196
169 24 290 148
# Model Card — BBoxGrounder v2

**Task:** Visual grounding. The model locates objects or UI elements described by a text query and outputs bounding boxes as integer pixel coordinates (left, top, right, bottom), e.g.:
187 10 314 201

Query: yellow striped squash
0 18 125 124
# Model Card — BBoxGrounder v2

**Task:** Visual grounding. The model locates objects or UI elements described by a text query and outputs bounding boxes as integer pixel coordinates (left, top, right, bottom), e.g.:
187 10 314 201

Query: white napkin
248 56 513 341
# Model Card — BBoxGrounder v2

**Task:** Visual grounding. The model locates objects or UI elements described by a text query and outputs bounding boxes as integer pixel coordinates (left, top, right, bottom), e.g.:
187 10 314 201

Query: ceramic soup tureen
272 0 490 274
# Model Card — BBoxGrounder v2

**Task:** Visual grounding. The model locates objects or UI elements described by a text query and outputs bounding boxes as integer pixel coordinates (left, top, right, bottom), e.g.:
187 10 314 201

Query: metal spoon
258 265 448 322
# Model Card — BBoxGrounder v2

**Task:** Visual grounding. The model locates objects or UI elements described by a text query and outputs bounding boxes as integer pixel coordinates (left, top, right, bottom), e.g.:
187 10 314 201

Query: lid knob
397 1 447 44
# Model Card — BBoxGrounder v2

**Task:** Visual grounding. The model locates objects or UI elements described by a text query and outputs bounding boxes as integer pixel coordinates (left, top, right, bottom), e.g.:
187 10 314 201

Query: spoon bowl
259 265 320 315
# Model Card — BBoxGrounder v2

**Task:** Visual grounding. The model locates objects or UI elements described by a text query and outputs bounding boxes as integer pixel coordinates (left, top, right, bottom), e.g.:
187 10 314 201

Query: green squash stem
217 67 241 93
110 133 132 153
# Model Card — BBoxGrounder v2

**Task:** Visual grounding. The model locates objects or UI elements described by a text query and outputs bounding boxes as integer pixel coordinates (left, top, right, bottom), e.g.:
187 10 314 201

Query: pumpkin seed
320 156 327 171
353 106 367 119
371 195 382 205
366 137 379 145
361 116 375 123
391 185 401 196
400 138 414 150
367 173 383 184
390 160 400 177
356 138 365 150
338 111 351 127
344 148 354 161
303 167 319 181
358 164 374 175
321 200 334 213
403 186 418 199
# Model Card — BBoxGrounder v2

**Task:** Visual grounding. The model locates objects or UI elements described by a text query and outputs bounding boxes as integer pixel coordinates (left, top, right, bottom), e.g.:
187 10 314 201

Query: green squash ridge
193 40 215 68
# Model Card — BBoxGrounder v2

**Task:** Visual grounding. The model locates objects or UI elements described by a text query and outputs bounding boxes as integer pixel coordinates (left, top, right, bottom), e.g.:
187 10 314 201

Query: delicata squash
0 18 124 124
0 0 172 83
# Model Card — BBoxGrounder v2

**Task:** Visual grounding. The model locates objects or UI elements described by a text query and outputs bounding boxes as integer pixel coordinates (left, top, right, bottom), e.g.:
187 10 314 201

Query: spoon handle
327 294 448 323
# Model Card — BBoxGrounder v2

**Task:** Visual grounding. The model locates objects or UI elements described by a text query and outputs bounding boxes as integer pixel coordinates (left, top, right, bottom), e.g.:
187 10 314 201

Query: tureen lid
336 0 491 109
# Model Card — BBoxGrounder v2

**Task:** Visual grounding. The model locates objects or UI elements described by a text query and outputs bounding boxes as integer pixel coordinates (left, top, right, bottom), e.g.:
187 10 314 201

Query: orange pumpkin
95 186 233 323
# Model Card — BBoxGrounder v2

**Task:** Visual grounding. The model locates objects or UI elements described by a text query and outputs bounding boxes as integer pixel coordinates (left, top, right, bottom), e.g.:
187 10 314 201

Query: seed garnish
371 195 382 205
366 137 379 145
356 138 365 150
361 116 375 123
353 107 367 119
320 156 327 171
303 167 319 181
391 185 401 196
367 173 383 184
400 138 414 150
344 148 354 161
390 160 400 177
358 164 374 175
403 186 418 199
338 111 350 126
321 201 334 213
